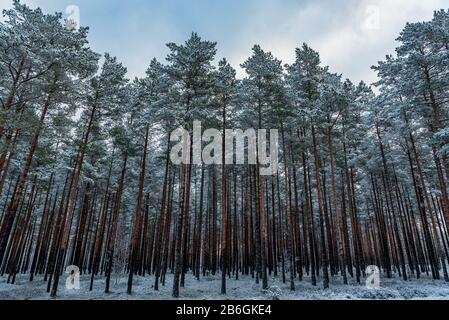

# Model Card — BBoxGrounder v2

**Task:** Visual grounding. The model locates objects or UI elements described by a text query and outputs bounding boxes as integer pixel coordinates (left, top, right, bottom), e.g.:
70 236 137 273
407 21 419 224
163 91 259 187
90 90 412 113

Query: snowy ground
0 273 448 300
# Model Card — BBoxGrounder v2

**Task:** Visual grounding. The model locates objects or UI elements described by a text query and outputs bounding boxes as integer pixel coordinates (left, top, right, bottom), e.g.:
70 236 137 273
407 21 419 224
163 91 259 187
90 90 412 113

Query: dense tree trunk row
1 119 449 297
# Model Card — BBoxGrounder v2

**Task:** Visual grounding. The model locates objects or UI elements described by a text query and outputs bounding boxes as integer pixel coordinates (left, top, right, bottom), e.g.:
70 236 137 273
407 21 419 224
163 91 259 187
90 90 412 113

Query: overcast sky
1 0 448 85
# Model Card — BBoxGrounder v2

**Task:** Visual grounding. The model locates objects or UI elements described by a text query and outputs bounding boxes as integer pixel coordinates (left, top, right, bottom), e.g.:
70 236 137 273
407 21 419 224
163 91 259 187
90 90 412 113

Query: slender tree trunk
0 95 52 265
127 126 149 294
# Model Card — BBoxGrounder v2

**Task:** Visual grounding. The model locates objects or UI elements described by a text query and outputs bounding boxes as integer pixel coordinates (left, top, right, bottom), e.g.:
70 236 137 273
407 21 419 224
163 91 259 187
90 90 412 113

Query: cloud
1 0 447 84
227 0 447 84
313 0 448 84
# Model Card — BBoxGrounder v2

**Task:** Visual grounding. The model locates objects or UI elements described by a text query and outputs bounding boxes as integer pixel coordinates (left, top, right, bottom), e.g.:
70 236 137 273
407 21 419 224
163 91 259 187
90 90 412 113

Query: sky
1 0 448 85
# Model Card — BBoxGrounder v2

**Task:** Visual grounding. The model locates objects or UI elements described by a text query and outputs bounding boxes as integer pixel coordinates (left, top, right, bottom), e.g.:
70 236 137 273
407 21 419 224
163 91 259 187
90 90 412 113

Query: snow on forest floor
0 273 448 300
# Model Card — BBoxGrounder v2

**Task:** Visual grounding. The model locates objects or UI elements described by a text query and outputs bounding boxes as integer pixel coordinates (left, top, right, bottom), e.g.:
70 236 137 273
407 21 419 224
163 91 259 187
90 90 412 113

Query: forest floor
0 272 448 300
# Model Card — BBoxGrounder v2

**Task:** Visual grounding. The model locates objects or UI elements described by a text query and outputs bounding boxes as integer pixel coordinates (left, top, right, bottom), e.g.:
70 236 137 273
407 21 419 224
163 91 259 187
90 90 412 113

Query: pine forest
0 0 449 300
